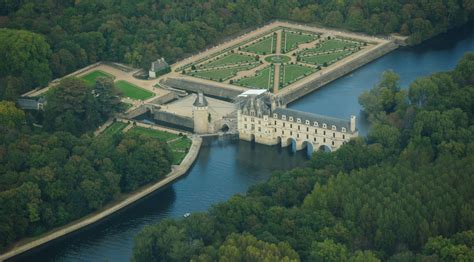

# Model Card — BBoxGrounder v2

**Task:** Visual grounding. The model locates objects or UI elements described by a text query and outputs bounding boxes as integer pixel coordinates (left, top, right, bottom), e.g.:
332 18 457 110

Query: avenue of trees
132 53 474 261
0 76 173 250
1 0 473 99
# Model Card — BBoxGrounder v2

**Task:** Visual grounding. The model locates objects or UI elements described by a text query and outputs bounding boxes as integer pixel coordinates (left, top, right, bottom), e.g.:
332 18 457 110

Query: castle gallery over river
21 21 406 153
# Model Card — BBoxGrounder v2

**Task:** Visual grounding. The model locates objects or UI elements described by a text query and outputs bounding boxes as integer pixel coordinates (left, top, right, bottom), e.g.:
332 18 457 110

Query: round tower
193 92 209 134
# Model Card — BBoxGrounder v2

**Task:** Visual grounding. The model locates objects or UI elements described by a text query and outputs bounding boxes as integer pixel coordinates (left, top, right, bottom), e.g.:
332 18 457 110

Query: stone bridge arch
318 144 332 153
302 141 314 158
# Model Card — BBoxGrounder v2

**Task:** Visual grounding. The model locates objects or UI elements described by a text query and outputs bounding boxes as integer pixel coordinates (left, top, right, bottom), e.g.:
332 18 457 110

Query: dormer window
296 118 301 123
322 123 327 128
289 117 293 122
282 115 286 120
332 125 336 131
314 122 319 127
342 127 346 133
305 120 310 125
273 113 277 118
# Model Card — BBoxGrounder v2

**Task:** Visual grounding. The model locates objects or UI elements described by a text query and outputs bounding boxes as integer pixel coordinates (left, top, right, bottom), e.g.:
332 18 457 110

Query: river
12 22 474 261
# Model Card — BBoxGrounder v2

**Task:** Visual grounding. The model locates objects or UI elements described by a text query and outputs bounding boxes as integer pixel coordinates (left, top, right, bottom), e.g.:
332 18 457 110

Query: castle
236 90 357 152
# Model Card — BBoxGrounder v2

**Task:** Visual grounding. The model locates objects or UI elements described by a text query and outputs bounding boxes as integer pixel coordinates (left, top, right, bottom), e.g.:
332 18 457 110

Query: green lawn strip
101 121 128 137
302 39 360 55
80 70 114 86
243 36 274 55
235 66 274 89
283 31 317 53
301 50 352 66
115 80 154 100
201 53 256 68
189 64 258 82
281 64 315 87
128 127 191 165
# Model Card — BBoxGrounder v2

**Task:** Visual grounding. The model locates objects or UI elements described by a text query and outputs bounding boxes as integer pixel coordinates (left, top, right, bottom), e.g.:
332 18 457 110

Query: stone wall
162 78 243 100
280 41 399 105
153 110 194 130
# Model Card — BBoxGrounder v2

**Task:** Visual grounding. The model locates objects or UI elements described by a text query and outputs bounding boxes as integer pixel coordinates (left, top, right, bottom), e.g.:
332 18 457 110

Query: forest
132 53 474 261
1 0 473 99
0 76 174 250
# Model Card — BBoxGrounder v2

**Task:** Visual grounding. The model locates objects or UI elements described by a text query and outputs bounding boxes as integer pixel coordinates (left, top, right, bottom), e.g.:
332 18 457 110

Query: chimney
350 115 356 132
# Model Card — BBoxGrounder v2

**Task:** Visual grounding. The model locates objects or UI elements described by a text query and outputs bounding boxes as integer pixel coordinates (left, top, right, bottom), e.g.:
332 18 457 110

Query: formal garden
180 26 369 92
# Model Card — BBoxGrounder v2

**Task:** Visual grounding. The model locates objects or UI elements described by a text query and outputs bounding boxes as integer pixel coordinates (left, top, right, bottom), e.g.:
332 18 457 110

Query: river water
12 22 474 261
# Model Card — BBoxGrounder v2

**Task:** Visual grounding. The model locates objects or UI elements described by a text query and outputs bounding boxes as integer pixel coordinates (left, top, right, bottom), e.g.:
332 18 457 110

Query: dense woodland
1 0 473 99
132 53 474 261
0 76 174 250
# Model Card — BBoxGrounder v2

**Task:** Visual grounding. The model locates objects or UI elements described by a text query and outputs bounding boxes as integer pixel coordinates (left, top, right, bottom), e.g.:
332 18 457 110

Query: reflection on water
12 21 474 262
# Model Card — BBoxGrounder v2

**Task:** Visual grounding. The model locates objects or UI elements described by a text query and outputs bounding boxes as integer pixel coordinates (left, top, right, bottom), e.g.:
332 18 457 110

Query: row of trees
1 0 472 99
132 53 474 261
0 76 173 250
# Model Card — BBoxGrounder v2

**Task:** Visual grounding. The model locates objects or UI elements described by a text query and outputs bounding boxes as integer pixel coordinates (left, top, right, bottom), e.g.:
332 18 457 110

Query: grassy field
301 50 352 66
101 121 128 137
235 66 274 89
81 70 114 86
202 53 255 68
283 31 317 53
302 39 360 55
190 64 258 81
128 127 192 165
281 64 314 87
243 35 274 55
115 80 154 100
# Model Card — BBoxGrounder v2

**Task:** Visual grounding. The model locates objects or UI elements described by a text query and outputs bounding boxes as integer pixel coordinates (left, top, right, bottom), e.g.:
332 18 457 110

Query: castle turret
193 92 209 134
350 115 356 132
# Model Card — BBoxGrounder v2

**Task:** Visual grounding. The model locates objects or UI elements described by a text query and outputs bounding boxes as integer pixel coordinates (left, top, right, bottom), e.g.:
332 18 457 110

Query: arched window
289 117 294 122
322 123 327 128
273 113 278 118
296 118 301 123
332 125 336 131
314 122 319 127
342 127 346 133
305 120 310 125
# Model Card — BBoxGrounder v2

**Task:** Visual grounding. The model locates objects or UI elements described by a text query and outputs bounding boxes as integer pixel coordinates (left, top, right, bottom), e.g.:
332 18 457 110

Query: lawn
243 35 275 55
302 39 360 55
115 80 154 100
235 66 274 89
202 53 255 68
81 70 114 86
128 126 192 165
281 64 315 87
283 31 317 53
190 64 258 81
301 50 352 66
101 121 128 137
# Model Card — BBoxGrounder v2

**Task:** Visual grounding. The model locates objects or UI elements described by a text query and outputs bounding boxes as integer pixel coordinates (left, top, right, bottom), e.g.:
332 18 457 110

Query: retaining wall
162 78 243 100
279 41 399 105
153 110 194 130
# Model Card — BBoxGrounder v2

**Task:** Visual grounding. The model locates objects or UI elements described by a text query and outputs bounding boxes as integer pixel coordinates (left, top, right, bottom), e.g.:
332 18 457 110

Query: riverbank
0 135 202 261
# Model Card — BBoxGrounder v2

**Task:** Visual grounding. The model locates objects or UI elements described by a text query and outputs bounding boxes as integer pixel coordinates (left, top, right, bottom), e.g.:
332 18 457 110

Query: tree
218 233 299 262
310 240 349 262
0 29 52 99
0 101 25 129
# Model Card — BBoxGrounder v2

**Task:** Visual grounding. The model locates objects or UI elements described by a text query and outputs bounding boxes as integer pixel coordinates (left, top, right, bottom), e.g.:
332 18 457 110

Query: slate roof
272 107 351 132
193 92 208 107
151 58 169 72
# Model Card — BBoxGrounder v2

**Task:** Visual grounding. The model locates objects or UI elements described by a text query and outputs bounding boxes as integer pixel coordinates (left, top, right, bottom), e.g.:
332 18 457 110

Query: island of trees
0 77 174 250
132 53 474 261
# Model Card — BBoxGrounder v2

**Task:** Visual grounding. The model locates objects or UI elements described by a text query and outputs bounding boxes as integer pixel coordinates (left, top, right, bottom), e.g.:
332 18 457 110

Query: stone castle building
149 58 170 78
237 91 357 152
192 92 209 134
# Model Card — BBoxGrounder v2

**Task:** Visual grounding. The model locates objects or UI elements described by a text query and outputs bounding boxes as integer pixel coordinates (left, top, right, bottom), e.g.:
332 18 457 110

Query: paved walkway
273 30 282 93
